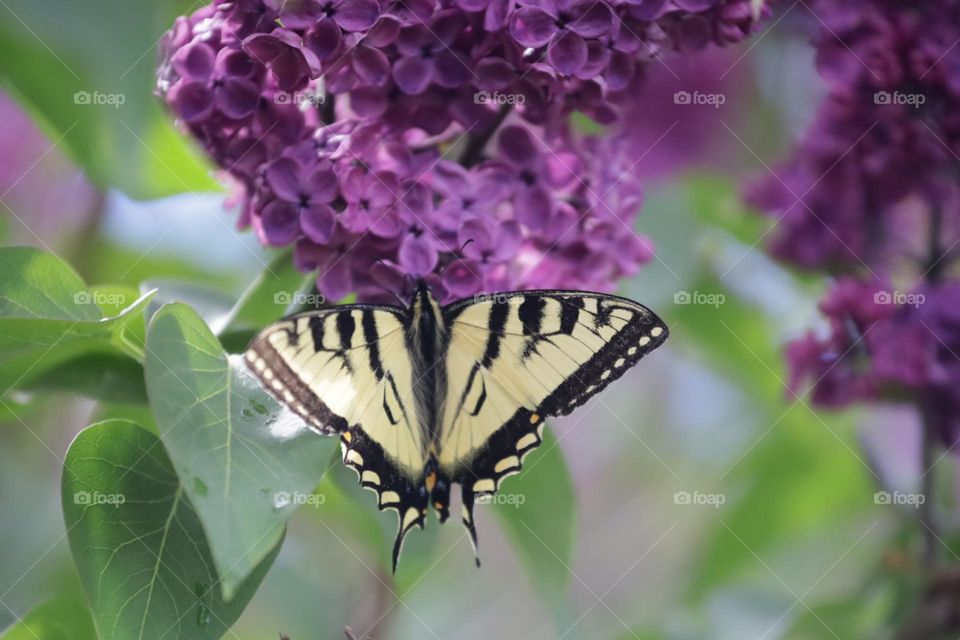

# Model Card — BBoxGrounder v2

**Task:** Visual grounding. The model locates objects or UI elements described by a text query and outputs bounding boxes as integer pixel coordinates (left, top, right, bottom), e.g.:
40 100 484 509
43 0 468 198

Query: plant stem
919 397 939 574
321 92 336 126
918 201 944 574
459 104 512 168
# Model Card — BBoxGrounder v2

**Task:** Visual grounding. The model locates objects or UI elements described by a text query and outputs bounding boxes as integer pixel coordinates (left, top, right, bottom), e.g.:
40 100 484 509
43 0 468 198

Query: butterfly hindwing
439 291 668 551
245 305 429 569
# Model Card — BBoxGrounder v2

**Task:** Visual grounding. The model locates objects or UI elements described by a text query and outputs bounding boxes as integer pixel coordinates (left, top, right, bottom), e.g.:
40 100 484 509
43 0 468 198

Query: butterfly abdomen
406 283 449 452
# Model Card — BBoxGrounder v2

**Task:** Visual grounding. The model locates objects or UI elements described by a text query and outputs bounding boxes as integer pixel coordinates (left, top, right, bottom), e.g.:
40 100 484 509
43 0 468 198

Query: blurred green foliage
0 5 939 638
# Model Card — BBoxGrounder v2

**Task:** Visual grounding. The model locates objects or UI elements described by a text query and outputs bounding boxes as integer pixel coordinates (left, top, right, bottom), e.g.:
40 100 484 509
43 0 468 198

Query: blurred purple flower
748 0 960 447
0 91 99 249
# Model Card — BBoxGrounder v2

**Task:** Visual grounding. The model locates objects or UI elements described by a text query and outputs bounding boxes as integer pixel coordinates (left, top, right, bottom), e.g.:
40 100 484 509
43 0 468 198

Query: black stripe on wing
244 305 404 434
443 290 669 563
340 427 428 573
452 406 545 565
245 304 427 573
445 290 669 418
537 297 668 417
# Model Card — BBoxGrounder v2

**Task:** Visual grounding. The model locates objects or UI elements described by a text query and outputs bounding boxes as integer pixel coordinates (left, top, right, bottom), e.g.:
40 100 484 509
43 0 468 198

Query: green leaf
491 427 576 612
0 1 217 198
220 249 314 334
20 352 146 404
141 279 237 334
144 303 336 599
62 420 279 640
0 246 99 321
0 596 96 640
0 247 155 392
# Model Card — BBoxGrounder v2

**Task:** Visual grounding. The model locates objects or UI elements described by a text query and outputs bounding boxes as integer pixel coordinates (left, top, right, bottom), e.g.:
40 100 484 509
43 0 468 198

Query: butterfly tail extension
460 484 481 568
391 503 427 574
338 427 429 573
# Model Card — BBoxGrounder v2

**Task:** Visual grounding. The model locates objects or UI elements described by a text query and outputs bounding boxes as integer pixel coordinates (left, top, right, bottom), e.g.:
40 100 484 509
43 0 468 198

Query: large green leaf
0 596 96 640
20 352 147 404
144 303 336 600
0 1 216 198
0 247 154 393
62 420 279 640
491 427 576 613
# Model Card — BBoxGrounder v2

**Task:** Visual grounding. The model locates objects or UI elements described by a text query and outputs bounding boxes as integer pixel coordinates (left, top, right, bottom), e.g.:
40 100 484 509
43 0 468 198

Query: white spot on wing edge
402 506 420 530
650 326 664 338
474 478 495 493
494 456 520 474
516 433 538 451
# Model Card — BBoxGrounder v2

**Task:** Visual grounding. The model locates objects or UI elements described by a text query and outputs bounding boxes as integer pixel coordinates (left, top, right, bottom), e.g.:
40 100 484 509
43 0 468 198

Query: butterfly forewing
245 305 430 558
439 291 668 546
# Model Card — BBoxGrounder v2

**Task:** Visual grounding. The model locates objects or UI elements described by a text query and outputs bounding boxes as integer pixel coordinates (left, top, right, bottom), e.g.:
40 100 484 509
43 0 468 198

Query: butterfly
245 282 668 571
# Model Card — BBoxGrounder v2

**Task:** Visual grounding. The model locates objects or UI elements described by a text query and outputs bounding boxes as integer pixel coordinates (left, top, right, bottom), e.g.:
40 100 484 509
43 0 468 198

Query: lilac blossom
510 0 615 76
158 0 770 303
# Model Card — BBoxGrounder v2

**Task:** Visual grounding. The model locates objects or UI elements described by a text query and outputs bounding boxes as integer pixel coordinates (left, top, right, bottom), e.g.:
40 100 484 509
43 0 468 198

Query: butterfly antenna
436 238 475 278
373 259 408 306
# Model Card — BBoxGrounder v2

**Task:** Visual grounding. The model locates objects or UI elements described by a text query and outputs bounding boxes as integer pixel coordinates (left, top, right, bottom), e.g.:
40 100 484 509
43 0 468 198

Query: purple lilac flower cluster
746 0 960 443
158 0 766 303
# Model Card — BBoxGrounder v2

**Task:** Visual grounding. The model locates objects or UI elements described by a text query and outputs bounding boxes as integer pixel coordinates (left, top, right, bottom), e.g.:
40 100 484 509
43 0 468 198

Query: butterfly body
246 282 668 571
